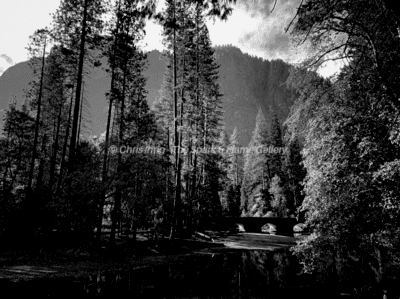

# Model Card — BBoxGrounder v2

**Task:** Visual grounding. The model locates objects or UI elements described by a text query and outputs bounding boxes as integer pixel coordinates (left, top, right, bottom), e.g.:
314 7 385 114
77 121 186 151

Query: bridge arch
222 217 297 236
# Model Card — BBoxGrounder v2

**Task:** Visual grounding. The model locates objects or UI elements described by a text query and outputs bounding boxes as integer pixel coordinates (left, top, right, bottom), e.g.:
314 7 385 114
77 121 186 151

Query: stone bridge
221 217 298 236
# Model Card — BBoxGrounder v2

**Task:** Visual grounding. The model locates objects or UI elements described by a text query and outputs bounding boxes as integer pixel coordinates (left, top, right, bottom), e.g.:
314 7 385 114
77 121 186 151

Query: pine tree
194 22 224 228
51 0 106 173
26 28 49 201
0 102 35 230
156 1 225 234
39 46 71 197
241 108 269 216
218 128 230 215
98 0 156 246
161 0 182 239
220 127 243 216
227 127 243 187
268 112 283 179
225 184 240 216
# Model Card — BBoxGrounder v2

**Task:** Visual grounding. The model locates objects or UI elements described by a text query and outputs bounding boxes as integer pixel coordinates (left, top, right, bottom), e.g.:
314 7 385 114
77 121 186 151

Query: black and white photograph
0 0 399 298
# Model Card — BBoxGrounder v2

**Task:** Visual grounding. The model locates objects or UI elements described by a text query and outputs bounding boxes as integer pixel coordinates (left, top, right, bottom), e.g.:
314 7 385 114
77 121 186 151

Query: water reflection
83 249 306 298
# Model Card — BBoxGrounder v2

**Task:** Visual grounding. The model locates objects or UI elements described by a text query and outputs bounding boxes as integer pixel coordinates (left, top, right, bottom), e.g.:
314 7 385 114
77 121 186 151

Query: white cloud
0 0 341 77
0 0 60 71
141 19 163 52
207 8 253 46
317 60 345 78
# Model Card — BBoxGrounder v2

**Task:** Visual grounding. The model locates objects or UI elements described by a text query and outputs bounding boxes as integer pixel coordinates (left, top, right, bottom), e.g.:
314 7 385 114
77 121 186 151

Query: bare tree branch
270 0 277 13
285 0 303 33
307 43 348 69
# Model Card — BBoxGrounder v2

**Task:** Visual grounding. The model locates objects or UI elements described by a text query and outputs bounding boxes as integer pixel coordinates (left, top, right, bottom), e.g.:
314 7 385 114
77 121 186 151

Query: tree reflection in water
82 249 338 298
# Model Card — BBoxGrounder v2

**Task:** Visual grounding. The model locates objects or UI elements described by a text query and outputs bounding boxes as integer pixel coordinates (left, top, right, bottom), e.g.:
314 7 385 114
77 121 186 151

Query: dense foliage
285 0 400 296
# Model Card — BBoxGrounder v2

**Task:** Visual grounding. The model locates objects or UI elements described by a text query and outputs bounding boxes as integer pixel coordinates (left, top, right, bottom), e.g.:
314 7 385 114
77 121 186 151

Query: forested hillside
0 46 295 146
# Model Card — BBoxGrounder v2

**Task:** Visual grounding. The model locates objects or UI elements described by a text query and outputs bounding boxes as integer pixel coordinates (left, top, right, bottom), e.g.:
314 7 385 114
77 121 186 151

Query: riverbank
0 232 370 298
0 231 306 298
0 231 299 281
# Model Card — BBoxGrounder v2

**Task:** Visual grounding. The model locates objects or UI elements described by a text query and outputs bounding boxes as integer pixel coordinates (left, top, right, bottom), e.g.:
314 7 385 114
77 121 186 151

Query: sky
0 0 341 77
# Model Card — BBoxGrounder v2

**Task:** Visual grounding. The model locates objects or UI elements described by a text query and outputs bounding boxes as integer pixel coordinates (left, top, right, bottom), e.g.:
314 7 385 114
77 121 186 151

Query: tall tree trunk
190 150 197 229
177 99 184 230
190 7 200 229
164 129 170 224
68 0 88 173
77 82 85 147
49 101 63 195
35 134 48 196
109 67 127 247
96 0 121 241
27 36 47 200
176 9 186 232
170 0 181 240
202 101 207 185
56 90 73 195
96 86 114 240
131 174 140 242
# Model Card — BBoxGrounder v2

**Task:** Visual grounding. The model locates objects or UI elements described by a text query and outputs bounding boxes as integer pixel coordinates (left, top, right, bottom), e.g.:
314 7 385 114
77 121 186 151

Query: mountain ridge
0 45 295 146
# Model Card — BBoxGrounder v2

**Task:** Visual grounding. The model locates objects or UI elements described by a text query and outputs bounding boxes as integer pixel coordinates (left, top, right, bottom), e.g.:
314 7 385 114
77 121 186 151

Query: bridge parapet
222 217 297 236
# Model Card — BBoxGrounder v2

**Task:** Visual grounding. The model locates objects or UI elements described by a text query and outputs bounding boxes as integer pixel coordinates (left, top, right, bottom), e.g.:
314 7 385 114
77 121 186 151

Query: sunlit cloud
234 0 306 61
0 0 341 77
0 54 15 76
0 54 14 65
